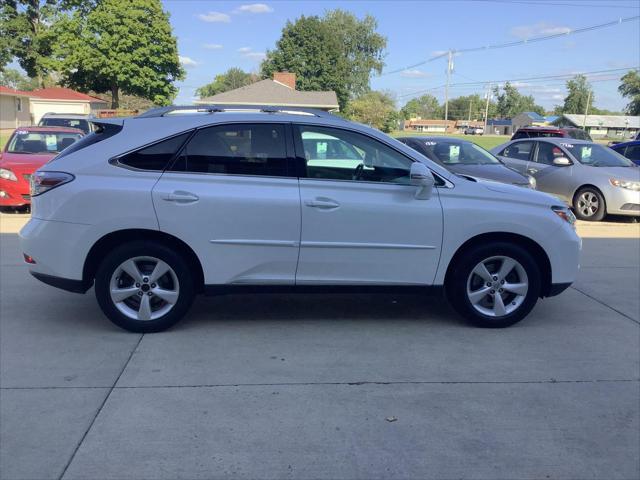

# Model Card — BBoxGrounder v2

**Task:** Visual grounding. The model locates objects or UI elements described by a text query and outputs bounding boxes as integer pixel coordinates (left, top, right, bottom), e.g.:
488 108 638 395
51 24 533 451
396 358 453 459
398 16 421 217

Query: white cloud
244 52 266 60
179 56 199 68
234 3 273 14
202 43 223 50
510 22 571 39
198 11 231 23
400 69 430 79
237 47 252 53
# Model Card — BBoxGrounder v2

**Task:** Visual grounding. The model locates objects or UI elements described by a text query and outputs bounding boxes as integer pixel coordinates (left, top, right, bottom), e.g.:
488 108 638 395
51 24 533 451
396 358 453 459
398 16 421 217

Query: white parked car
20 106 581 332
464 126 484 135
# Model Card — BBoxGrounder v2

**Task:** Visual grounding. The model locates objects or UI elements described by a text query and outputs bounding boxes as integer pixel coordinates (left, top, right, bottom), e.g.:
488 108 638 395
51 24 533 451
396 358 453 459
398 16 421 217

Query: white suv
20 106 581 332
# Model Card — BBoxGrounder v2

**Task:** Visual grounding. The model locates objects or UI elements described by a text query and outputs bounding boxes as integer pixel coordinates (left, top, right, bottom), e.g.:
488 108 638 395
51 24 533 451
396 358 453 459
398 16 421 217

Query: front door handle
304 198 340 210
163 191 199 203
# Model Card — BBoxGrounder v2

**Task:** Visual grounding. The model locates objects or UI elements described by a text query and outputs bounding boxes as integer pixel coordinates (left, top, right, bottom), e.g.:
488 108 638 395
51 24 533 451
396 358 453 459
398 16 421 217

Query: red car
0 126 84 211
511 126 592 141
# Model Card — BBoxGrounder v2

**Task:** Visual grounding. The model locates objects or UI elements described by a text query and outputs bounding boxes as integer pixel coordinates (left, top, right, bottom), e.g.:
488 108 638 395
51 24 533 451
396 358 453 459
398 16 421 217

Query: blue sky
166 0 640 111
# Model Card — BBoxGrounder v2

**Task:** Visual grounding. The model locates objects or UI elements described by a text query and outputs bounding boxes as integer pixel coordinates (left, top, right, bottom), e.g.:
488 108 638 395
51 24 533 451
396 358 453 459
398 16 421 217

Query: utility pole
483 83 492 134
444 50 453 121
468 98 473 123
582 90 591 128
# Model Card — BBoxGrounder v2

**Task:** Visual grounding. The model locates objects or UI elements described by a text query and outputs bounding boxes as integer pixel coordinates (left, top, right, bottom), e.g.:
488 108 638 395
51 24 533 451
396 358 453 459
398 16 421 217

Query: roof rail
135 104 338 119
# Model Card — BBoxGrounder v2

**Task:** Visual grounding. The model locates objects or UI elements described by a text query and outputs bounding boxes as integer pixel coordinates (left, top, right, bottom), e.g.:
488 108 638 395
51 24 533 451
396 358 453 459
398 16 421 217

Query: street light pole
483 83 492 134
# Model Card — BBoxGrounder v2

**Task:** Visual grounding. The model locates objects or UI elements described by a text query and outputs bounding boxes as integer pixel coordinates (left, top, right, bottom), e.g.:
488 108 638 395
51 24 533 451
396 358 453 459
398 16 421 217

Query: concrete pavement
1 214 638 479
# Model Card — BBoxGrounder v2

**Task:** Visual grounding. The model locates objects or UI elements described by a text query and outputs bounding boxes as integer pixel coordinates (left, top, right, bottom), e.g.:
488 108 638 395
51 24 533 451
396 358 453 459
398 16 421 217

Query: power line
468 0 640 9
397 67 638 98
381 15 639 76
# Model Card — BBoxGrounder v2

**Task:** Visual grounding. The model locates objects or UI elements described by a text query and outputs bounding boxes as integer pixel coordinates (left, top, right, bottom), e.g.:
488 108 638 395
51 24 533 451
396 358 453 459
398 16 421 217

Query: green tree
323 9 386 99
618 70 640 116
345 90 398 133
0 67 39 90
493 82 544 118
0 0 62 86
196 68 258 98
400 94 442 119
446 94 495 121
52 0 184 108
559 75 593 114
261 10 386 110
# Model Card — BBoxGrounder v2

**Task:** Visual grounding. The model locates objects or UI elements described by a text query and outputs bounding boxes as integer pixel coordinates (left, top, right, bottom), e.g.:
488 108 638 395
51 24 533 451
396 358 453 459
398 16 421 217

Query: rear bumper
30 271 91 293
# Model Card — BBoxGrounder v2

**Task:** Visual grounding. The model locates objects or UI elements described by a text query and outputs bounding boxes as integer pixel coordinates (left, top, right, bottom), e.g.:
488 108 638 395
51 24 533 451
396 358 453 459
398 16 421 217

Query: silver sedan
491 137 640 221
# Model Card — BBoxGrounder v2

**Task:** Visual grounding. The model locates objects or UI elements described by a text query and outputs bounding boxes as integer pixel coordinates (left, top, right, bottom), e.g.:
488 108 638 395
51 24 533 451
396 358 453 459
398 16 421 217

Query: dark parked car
397 136 535 188
511 126 592 141
610 140 640 166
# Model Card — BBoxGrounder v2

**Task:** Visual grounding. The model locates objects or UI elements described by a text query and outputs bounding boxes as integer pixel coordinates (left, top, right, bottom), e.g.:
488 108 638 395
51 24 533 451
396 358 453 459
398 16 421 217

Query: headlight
0 168 17 181
527 175 537 189
610 178 640 191
551 205 576 227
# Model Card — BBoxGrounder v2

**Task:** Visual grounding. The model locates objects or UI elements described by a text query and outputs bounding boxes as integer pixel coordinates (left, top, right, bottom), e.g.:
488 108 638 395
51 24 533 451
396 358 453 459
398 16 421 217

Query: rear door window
169 123 290 177
624 145 640 162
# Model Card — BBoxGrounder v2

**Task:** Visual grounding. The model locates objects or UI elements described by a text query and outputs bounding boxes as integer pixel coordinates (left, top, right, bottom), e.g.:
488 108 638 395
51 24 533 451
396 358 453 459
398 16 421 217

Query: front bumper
0 178 30 206
605 186 640 216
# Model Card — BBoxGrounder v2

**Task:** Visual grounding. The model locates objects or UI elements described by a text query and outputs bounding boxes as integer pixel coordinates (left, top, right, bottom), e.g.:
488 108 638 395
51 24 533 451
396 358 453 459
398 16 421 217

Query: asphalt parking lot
0 214 638 480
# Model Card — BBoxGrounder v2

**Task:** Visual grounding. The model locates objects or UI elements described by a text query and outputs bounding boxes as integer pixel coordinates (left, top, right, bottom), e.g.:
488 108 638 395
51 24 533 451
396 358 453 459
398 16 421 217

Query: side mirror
553 157 572 166
410 162 435 200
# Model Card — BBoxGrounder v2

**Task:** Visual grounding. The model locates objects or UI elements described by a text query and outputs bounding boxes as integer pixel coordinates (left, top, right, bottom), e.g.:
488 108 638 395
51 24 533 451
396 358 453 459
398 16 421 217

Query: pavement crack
57 333 145 480
570 286 640 326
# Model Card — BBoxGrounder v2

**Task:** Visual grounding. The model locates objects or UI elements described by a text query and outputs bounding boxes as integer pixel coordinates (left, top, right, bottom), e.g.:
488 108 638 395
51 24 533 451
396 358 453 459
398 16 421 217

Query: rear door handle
304 198 340 210
163 191 199 203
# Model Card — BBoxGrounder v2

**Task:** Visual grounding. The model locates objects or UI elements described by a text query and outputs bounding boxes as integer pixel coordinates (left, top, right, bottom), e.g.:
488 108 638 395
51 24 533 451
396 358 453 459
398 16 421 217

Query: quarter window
295 125 413 184
500 141 534 161
170 124 288 177
119 132 191 171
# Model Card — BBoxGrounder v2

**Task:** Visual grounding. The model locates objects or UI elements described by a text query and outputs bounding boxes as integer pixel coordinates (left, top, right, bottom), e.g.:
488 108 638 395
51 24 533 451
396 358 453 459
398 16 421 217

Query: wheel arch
572 183 607 207
444 232 552 298
83 229 205 293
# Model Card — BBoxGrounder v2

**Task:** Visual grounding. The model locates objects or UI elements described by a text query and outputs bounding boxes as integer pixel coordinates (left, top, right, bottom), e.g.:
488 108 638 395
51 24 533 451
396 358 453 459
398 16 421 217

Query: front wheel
573 187 606 221
94 241 195 332
446 243 541 328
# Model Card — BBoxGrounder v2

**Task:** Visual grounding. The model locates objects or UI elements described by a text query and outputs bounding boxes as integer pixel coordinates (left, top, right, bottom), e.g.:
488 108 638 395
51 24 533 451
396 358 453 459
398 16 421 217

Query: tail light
31 171 75 197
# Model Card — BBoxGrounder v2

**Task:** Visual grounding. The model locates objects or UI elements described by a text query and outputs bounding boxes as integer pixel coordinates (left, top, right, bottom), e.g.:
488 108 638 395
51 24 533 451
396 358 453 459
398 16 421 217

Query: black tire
446 242 541 328
95 241 195 333
573 187 606 222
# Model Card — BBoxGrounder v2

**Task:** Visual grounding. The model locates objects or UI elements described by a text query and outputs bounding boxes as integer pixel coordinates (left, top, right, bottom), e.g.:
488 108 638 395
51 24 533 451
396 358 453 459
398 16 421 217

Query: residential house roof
544 115 559 123
28 87 107 103
0 86 32 97
195 79 339 110
559 114 640 129
521 111 546 122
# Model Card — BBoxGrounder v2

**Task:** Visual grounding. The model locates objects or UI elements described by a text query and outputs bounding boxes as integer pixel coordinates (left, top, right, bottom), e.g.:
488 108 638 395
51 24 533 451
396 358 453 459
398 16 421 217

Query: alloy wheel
109 256 179 321
577 191 599 218
466 255 529 317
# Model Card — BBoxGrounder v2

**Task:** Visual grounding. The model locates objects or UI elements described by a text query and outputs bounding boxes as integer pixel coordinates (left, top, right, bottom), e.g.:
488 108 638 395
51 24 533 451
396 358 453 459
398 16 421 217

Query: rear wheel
446 243 541 328
573 187 606 221
95 241 195 332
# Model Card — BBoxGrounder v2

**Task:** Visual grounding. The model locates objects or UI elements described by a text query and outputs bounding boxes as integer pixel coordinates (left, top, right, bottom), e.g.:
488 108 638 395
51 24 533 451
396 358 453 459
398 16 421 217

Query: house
1 86 108 134
403 118 456 133
0 86 32 134
195 72 339 111
28 88 108 124
553 114 640 139
486 119 513 136
511 111 548 132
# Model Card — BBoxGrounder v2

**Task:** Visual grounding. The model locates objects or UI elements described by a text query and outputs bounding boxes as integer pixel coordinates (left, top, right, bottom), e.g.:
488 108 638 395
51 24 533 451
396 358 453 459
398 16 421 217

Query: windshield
421 140 501 165
40 118 90 134
6 131 83 154
561 142 635 167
